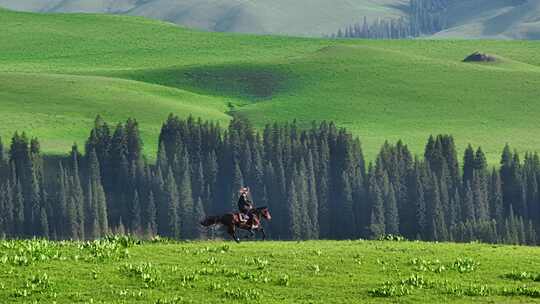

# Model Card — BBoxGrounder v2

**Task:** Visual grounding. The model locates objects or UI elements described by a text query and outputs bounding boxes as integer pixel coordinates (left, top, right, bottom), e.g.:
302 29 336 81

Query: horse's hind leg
228 226 240 243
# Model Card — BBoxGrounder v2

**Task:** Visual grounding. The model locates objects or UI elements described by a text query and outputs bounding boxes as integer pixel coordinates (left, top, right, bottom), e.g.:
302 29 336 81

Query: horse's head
258 207 272 221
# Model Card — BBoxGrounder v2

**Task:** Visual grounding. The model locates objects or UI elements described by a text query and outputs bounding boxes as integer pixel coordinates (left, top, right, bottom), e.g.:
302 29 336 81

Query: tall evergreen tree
287 172 301 240
13 181 24 236
164 167 179 238
367 166 385 238
463 144 475 185
489 169 504 228
193 197 206 239
178 154 195 239
130 191 142 233
70 144 85 240
145 191 157 236
425 175 447 241
384 184 399 235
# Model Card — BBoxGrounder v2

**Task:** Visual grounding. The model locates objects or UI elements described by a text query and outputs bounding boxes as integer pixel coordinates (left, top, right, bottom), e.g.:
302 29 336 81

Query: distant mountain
0 0 408 37
437 0 540 40
0 0 539 39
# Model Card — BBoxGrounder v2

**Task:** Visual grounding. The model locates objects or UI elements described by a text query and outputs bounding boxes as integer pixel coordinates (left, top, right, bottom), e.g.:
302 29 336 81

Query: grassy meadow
0 237 540 303
2 9 540 161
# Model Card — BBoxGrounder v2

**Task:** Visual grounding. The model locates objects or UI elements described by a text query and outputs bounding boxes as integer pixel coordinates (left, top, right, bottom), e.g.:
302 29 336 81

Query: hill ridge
2 8 540 163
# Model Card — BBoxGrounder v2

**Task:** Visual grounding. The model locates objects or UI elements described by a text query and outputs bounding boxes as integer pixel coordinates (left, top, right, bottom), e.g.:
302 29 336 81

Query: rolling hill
2 0 540 39
436 0 540 40
2 8 540 162
0 0 408 37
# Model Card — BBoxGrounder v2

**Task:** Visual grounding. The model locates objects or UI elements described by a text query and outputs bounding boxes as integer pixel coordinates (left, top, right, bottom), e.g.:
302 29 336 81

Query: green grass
0 72 231 155
1 238 540 303
2 9 540 161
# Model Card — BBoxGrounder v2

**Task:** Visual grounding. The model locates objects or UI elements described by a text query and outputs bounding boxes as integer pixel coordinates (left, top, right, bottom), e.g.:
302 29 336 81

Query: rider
237 187 254 224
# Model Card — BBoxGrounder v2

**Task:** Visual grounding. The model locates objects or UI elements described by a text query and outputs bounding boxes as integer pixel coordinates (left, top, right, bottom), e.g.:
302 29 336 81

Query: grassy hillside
1 238 540 303
3 0 540 39
0 72 231 154
2 9 540 161
0 0 408 37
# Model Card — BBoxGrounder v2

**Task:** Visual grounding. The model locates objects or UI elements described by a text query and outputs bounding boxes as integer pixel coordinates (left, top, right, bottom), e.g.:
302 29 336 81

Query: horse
200 207 272 243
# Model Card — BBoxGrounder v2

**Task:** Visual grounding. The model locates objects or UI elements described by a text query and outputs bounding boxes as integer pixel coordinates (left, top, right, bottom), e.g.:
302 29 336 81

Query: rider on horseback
238 187 254 226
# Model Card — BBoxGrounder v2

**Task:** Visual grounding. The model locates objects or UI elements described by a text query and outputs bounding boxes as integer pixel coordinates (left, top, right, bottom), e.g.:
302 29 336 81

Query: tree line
0 115 538 245
330 0 450 39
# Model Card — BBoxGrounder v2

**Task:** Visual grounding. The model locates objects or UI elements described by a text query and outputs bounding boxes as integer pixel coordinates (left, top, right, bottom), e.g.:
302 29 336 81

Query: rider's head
240 187 249 195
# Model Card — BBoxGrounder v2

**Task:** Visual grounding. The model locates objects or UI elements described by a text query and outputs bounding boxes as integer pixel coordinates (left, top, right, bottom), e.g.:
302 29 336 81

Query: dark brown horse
200 207 272 242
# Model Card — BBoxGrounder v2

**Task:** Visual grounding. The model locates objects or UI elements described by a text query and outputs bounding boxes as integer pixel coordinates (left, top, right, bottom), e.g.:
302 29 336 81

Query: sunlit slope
117 39 540 162
0 72 231 155
2 9 540 161
233 42 540 161
0 9 324 155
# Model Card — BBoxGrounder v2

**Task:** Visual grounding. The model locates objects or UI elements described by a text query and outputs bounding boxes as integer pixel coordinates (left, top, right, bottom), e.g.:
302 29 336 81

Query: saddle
236 212 259 229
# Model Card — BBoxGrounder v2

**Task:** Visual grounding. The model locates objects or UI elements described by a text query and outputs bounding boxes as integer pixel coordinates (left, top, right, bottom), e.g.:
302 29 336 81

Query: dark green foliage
177 155 195 238
0 115 538 244
384 184 399 235
130 191 142 233
163 168 179 238
331 0 449 39
193 197 206 239
368 166 385 239
145 191 157 236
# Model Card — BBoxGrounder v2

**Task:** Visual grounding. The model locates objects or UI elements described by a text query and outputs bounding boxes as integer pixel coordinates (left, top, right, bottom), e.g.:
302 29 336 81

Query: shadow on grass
116 63 296 102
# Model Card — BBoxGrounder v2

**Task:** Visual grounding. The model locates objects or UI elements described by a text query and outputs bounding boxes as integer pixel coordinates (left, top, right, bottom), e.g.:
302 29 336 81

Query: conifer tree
145 191 157 236
164 168 179 238
367 167 385 238
86 149 106 238
474 147 487 171
425 175 447 241
13 181 24 236
287 175 301 240
384 184 399 235
406 160 426 239
295 160 312 239
462 183 475 222
125 118 143 164
84 178 99 239
130 191 142 234
1 183 14 236
472 171 489 221
316 136 331 239
463 144 475 185
193 197 206 239
489 169 504 227
305 150 320 239
230 161 244 212
56 164 68 238
39 206 49 238
178 155 195 238
0 186 5 236
527 220 537 245
70 144 85 239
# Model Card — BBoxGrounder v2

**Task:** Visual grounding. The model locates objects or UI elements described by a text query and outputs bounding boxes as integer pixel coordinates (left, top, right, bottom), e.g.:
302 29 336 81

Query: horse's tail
200 215 222 227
